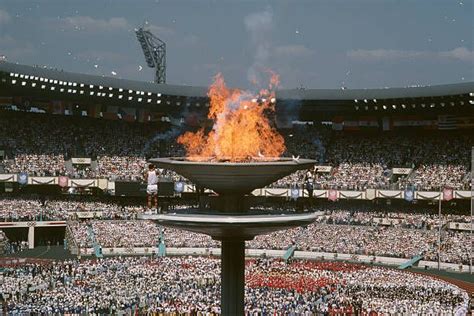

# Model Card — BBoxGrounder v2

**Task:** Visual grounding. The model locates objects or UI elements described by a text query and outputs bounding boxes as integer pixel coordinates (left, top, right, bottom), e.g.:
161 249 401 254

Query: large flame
178 72 285 162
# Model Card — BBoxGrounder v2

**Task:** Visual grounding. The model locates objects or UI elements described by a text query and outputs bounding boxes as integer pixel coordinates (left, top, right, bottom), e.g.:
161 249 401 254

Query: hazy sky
0 0 472 89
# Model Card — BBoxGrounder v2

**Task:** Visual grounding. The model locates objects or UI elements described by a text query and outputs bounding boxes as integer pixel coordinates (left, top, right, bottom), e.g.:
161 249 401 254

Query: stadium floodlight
382 105 387 110
99 85 103 89
141 91 145 95
90 85 94 88
109 87 113 91
109 93 113 97
421 103 426 108
148 92 152 96
60 88 64 92
363 99 368 103
392 105 397 109
9 72 13 76
68 82 72 86
460 101 464 105
80 90 84 94
73 83 77 87
119 88 123 92
135 26 166 83
355 105 359 110
41 85 46 89
129 90 133 93
20 74 24 78
470 92 474 96
21 81 26 86
270 97 276 103
51 87 55 91
14 73 18 77
31 83 36 87
136 91 140 95
25 75 29 79
90 91 94 96
128 96 133 101
157 93 162 97
450 102 455 106
11 80 16 84
374 105 378 110
469 100 474 105
430 103 435 108
157 100 161 104
118 95 123 99
138 98 142 102
354 99 358 103
147 99 152 103
440 102 445 107
80 83 84 87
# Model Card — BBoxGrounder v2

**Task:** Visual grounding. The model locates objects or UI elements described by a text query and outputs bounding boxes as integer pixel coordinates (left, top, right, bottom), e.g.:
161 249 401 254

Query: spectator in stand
0 257 468 314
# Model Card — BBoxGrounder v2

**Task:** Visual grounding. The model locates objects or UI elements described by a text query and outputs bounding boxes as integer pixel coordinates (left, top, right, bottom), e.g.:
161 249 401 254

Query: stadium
0 2 473 315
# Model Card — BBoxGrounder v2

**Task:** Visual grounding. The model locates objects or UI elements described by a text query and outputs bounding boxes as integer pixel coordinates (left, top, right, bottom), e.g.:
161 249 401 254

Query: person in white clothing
145 164 159 210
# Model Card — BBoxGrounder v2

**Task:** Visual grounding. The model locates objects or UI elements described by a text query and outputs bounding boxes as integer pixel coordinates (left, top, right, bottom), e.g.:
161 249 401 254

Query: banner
443 188 453 201
31 177 56 185
290 188 300 200
404 189 414 202
328 189 338 201
174 182 184 193
392 168 412 175
0 174 14 182
314 166 332 173
71 158 92 165
17 172 28 185
59 176 69 188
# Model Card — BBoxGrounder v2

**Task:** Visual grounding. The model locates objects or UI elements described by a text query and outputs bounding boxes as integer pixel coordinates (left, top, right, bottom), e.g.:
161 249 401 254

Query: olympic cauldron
147 156 316 315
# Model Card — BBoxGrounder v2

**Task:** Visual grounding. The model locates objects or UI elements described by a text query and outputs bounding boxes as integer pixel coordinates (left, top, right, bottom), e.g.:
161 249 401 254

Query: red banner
442 188 453 201
59 176 69 188
328 189 338 201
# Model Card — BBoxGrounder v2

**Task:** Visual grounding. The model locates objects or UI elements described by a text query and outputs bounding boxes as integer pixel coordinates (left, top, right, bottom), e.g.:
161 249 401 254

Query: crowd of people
63 216 470 265
1 110 472 190
0 196 145 221
0 257 469 314
68 220 162 248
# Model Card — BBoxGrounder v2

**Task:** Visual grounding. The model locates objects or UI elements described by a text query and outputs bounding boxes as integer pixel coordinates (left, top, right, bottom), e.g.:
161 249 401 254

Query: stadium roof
1 61 473 101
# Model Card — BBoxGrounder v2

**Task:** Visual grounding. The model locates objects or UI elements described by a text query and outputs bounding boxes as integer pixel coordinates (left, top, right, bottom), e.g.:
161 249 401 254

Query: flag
59 176 69 188
17 172 28 185
443 188 453 201
404 189 414 202
328 189 338 201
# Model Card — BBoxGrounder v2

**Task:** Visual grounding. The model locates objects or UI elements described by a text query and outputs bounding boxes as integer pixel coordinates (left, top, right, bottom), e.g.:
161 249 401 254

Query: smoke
244 8 274 87
141 127 181 158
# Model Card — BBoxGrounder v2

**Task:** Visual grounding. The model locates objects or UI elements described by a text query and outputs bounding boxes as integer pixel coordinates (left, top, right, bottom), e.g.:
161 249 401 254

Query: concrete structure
0 221 66 249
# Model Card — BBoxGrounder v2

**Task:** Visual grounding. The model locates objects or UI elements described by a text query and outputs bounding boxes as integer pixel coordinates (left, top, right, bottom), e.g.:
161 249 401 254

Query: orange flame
178 72 285 162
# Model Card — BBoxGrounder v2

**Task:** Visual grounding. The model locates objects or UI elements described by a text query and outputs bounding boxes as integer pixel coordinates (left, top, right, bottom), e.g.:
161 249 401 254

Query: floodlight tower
135 26 166 84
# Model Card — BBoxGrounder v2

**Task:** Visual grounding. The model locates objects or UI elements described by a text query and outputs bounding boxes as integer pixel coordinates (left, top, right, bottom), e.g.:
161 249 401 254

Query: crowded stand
0 257 468 314
1 110 472 190
0 196 145 221
62 216 470 265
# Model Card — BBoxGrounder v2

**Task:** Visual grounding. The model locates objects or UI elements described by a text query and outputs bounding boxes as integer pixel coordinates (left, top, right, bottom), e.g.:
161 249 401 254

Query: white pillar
28 226 35 249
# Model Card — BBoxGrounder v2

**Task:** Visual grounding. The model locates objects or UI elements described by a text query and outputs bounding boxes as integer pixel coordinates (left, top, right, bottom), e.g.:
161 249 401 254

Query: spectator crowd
0 257 469 314
1 110 472 190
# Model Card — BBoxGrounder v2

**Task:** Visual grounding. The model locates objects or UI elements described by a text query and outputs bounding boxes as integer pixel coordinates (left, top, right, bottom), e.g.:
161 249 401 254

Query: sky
0 0 472 90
